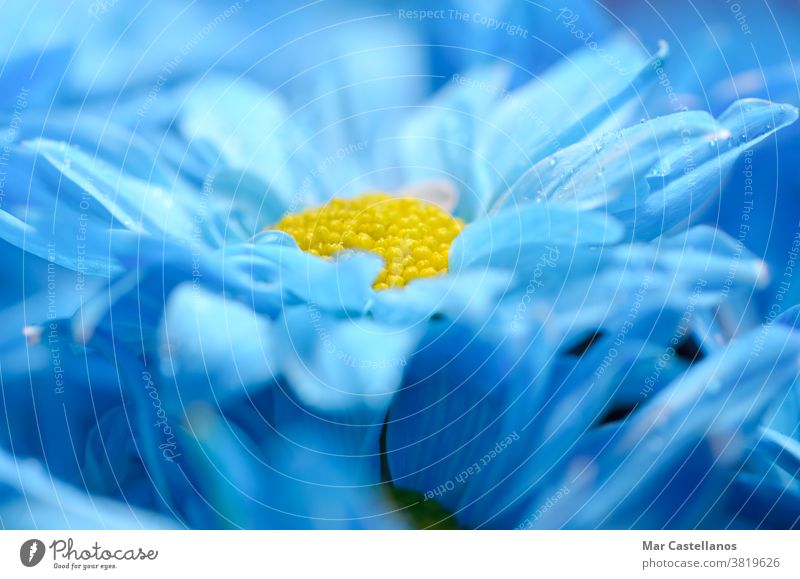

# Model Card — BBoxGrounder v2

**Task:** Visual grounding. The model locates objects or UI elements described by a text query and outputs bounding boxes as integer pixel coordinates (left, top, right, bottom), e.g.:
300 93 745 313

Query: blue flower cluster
1 0 799 529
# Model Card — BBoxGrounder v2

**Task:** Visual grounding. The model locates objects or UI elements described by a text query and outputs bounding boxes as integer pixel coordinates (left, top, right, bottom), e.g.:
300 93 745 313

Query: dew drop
649 161 671 177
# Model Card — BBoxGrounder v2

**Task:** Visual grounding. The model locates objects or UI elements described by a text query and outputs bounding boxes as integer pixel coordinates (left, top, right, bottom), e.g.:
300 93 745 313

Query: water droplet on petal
648 161 671 177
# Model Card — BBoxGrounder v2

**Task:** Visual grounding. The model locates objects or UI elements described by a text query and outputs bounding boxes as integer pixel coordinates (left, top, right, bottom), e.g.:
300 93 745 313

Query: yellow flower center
272 193 464 289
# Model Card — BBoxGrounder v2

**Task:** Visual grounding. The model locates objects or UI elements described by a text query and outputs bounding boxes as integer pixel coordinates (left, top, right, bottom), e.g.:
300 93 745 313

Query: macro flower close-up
2 0 800 543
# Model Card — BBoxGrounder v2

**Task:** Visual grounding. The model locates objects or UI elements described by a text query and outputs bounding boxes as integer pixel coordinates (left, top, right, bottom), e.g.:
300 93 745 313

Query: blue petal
27 138 200 241
236 241 383 315
449 205 624 271
524 326 800 529
726 473 800 529
747 428 800 485
269 307 421 480
0 147 121 276
274 307 419 419
176 76 321 220
180 404 406 529
370 268 514 327
494 99 798 240
0 319 126 488
637 100 799 238
477 38 669 208
385 316 550 526
157 284 277 409
1 448 176 529
394 64 511 219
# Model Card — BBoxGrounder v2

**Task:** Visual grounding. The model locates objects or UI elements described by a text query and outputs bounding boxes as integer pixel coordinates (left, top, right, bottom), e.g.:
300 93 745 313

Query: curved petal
524 326 800 529
476 38 670 210
449 205 624 271
0 447 177 529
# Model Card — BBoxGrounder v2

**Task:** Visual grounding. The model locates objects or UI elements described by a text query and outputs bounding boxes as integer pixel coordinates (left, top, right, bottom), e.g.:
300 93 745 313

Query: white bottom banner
1 531 797 578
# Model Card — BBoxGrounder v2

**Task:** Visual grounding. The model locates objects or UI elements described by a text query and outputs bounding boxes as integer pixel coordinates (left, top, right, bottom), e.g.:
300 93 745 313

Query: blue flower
1 8 800 530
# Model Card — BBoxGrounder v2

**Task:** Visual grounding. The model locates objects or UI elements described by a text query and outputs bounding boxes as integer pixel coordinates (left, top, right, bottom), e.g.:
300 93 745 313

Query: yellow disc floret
272 193 464 289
